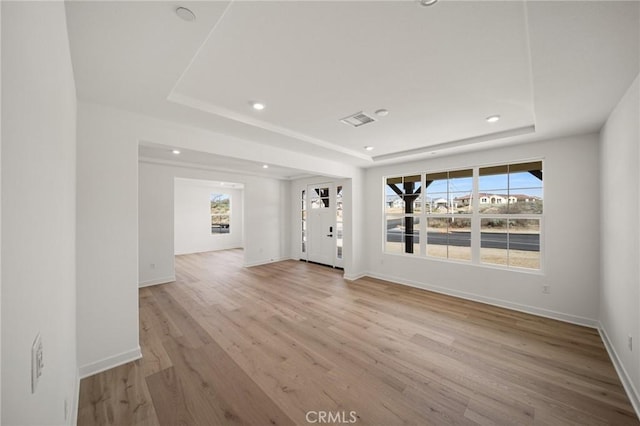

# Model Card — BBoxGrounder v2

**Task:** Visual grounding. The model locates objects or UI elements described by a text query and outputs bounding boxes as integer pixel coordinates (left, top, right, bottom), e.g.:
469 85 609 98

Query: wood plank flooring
78 249 639 425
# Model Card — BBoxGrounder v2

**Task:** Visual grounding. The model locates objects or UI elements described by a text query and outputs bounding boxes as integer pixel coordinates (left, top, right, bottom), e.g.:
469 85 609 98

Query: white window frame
210 192 231 235
383 160 544 274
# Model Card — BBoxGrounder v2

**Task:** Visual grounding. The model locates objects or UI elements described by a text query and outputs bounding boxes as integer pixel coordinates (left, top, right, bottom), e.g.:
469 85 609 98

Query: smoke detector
340 111 377 128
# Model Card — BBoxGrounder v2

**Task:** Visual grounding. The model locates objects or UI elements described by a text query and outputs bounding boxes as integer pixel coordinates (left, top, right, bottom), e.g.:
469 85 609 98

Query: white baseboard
244 257 292 268
365 271 599 328
78 346 142 379
598 324 640 419
139 276 175 288
343 272 366 281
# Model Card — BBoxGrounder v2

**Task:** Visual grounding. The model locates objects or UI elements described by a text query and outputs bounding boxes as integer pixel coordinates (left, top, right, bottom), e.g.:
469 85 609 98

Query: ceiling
66 1 639 171
139 142 315 180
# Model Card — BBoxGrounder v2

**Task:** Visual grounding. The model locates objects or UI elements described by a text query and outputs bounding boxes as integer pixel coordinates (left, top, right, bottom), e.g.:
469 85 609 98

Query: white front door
307 183 336 267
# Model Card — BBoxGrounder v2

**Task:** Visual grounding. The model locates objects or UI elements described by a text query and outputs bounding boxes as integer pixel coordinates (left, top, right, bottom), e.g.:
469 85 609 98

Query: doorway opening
303 183 344 269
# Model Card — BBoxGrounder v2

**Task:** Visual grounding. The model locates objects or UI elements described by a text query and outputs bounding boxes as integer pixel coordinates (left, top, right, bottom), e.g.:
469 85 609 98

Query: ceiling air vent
340 111 377 128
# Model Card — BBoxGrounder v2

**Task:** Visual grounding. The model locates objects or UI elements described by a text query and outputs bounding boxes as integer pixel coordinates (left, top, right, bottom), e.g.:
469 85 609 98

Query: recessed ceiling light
486 115 501 123
262 164 269 169
252 102 265 111
375 109 389 117
420 0 438 6
364 146 375 151
175 7 196 22
171 149 181 155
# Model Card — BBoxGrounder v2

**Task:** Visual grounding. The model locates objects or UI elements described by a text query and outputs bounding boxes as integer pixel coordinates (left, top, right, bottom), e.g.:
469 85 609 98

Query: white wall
364 134 601 326
76 106 141 376
1 2 77 424
174 178 243 256
244 177 290 267
138 161 176 286
344 169 367 279
600 74 640 413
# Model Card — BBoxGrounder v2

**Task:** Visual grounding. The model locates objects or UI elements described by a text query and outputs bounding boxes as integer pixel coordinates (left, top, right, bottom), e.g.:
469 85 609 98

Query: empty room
2 0 639 425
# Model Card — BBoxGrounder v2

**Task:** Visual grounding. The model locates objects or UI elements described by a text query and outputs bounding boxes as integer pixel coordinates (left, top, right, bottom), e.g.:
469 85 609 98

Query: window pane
386 193 404 214
388 175 421 215
404 216 420 256
211 214 230 234
403 174 421 195
385 179 404 214
311 187 330 208
385 216 404 253
211 193 230 213
451 192 473 214
427 218 449 258
302 190 306 253
449 169 472 191
479 193 510 214
412 194 423 214
302 230 306 253
427 217 471 261
386 216 419 255
449 169 473 214
479 166 508 214
336 222 343 259
479 165 509 190
509 162 543 188
211 193 230 234
481 218 508 266
508 189 543 214
448 218 471 261
508 219 540 269
425 172 448 196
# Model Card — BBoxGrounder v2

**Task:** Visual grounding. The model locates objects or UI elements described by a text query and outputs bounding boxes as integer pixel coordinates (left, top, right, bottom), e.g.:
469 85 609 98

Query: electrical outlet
31 333 43 393
542 285 550 294
628 335 633 351
150 263 155 269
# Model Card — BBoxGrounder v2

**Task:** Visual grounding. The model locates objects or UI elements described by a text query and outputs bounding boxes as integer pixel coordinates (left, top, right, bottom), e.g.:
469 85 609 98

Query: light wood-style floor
78 249 639 425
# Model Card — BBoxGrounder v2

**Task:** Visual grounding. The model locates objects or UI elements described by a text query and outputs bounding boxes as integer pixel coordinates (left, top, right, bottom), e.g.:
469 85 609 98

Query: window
336 186 343 259
425 169 472 261
311 187 330 208
479 161 542 269
211 193 230 234
301 190 306 252
383 160 543 271
385 175 421 255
